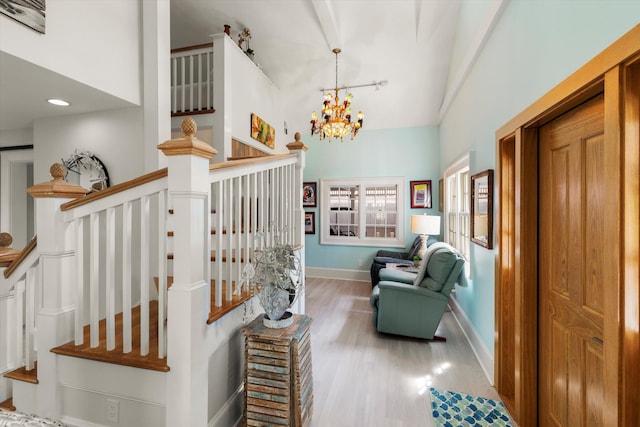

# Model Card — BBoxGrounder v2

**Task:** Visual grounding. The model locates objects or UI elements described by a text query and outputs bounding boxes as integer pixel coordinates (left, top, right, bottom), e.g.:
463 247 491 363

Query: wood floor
305 277 502 427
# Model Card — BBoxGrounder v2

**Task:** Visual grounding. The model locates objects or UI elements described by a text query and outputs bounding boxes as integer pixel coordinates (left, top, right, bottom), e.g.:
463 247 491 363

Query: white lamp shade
410 214 441 236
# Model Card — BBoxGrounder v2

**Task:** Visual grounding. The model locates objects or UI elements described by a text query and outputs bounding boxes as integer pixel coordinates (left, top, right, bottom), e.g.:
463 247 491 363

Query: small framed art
410 180 432 209
303 182 317 207
304 212 315 234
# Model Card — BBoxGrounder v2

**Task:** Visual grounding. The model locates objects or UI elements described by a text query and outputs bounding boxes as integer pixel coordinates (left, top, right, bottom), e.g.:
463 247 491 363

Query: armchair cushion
413 242 455 287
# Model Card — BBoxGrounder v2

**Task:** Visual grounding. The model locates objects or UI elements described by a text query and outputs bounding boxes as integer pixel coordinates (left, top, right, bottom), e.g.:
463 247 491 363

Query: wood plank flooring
305 277 501 427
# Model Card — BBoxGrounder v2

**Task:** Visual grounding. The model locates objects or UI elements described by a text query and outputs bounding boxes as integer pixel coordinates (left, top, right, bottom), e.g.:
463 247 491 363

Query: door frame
494 25 640 426
0 146 34 248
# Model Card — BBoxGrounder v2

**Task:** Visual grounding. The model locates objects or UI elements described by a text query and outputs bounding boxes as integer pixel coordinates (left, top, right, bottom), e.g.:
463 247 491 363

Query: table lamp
410 214 441 259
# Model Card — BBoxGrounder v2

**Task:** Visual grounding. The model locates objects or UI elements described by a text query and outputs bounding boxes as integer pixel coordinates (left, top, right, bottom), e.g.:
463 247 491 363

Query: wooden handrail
4 236 37 279
209 154 296 172
60 168 168 212
170 43 213 54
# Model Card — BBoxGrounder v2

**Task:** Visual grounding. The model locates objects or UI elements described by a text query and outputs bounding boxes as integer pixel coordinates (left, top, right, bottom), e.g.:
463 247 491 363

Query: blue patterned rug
430 388 515 426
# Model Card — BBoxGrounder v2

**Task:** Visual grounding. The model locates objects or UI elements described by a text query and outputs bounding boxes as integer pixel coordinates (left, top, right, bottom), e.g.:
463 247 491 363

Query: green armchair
369 242 467 340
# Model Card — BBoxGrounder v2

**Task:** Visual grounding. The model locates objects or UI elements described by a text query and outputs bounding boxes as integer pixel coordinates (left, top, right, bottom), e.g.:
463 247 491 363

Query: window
320 177 405 247
444 156 470 260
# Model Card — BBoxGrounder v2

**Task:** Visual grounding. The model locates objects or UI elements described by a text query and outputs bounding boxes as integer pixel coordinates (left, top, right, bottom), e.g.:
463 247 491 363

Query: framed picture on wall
304 212 315 234
410 180 432 209
303 182 317 207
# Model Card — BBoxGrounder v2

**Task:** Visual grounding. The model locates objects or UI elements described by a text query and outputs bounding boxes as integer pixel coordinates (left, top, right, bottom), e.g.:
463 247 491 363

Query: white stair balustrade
61 171 169 359
171 44 214 115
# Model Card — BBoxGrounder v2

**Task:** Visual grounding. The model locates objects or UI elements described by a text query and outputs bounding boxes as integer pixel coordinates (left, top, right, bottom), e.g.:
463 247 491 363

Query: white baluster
172 57 177 113
234 176 241 295
25 267 36 370
89 212 99 348
189 54 194 112
224 179 232 301
197 52 203 111
140 195 150 356
106 206 116 351
122 201 132 353
158 190 168 358
214 181 223 307
15 280 24 365
74 218 84 345
180 57 185 113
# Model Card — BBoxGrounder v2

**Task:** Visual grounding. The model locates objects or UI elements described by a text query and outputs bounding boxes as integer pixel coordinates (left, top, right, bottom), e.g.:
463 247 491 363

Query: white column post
159 118 217 427
286 133 308 314
26 164 88 419
142 0 171 171
211 32 233 161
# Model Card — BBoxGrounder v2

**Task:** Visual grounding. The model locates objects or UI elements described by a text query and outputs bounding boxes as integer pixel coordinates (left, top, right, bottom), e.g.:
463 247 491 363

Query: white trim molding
448 295 494 385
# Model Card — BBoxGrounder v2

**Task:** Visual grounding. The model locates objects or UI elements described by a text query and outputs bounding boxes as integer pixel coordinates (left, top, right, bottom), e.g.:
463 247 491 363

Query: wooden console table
242 314 313 427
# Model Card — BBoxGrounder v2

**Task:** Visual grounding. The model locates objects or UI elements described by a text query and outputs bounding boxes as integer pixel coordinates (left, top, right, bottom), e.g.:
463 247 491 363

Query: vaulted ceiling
171 0 461 132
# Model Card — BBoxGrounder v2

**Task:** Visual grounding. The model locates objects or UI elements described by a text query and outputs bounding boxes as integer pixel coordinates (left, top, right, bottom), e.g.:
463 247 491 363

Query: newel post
158 117 217 427
26 163 88 419
286 132 308 314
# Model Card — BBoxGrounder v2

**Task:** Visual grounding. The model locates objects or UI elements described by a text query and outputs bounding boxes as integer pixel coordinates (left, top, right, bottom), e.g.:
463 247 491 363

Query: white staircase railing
0 245 39 376
209 155 299 307
3 120 307 425
60 170 170 357
171 44 214 115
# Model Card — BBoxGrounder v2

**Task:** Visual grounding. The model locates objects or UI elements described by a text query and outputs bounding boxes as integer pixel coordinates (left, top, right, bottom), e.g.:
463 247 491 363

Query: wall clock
62 151 110 192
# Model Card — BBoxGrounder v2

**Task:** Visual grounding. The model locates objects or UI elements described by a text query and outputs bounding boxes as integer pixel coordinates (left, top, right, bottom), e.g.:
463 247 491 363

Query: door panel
539 94 605 426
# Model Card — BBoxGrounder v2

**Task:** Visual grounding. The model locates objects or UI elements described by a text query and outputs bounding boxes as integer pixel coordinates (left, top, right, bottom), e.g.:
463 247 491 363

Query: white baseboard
211 384 242 427
305 267 370 282
448 296 494 385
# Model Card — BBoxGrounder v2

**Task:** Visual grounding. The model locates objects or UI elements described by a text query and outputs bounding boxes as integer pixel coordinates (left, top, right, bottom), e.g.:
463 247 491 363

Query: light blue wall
440 0 640 355
301 125 440 271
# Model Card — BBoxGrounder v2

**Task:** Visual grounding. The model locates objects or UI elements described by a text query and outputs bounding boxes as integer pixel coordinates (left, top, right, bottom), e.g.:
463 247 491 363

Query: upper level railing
171 43 214 115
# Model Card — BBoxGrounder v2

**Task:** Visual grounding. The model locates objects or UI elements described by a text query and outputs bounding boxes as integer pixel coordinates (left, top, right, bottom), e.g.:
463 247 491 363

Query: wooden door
538 94 606 426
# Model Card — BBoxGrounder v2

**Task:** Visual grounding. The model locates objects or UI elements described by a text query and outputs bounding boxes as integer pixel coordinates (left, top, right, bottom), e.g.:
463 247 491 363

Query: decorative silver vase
244 231 303 328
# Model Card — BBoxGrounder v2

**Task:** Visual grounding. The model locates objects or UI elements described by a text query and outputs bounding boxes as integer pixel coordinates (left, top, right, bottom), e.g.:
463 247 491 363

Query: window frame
444 155 471 262
319 177 405 248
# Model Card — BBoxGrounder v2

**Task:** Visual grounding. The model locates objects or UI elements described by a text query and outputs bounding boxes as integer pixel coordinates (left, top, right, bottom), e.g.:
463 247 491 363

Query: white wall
0 0 141 105
33 108 145 185
211 34 288 161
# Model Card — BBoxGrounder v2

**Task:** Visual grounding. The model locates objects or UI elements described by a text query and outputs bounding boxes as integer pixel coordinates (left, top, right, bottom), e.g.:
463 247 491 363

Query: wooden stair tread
0 398 15 411
4 363 38 384
156 276 253 325
51 302 169 372
51 279 253 371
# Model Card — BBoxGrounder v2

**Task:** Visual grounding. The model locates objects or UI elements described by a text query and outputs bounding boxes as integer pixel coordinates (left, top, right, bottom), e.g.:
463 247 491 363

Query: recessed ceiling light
47 98 70 107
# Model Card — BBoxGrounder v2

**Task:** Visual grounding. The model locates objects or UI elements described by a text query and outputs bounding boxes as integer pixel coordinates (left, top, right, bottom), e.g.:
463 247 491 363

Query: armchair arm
378 268 417 285
377 280 448 304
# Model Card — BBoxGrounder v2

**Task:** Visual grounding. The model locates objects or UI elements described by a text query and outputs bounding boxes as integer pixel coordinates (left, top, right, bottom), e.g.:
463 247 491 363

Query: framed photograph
470 169 494 249
303 182 317 207
410 180 432 209
304 212 315 234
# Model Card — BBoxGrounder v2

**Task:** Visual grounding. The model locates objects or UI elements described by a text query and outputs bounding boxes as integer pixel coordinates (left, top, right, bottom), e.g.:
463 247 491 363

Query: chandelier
310 48 364 142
